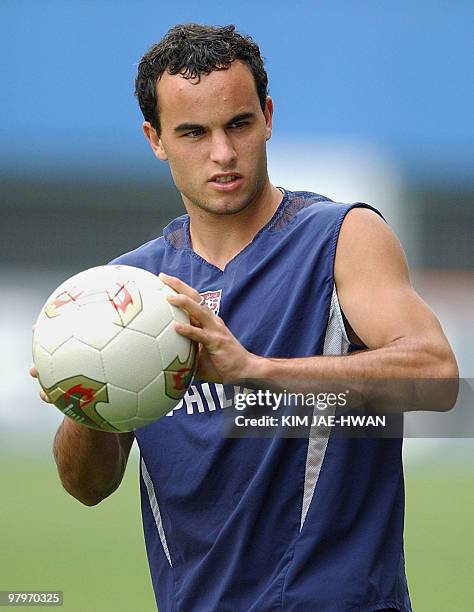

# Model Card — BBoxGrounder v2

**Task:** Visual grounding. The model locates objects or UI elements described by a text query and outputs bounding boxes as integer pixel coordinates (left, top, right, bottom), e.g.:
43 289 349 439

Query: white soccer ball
32 265 196 432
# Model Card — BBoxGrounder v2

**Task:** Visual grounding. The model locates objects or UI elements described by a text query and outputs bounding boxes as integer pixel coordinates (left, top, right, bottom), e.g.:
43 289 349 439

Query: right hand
29 365 52 403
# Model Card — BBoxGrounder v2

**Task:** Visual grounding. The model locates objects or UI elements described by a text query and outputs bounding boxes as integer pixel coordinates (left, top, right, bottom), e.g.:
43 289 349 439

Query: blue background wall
2 0 473 184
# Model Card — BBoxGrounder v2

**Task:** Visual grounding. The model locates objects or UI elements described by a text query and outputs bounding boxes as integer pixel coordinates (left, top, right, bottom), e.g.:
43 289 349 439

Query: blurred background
1 1 473 610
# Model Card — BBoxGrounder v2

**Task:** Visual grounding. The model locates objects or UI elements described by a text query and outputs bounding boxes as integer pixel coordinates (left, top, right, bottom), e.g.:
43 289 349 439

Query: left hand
159 273 259 384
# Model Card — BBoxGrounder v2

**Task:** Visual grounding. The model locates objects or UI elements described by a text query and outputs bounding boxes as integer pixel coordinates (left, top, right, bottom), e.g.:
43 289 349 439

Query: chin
212 200 252 216
191 194 252 216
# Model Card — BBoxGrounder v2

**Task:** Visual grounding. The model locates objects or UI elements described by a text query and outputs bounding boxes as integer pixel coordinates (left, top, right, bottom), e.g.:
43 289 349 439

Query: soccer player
31 24 457 611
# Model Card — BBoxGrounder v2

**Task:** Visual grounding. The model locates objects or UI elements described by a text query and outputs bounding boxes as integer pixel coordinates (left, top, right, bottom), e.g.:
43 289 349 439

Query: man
31 24 457 611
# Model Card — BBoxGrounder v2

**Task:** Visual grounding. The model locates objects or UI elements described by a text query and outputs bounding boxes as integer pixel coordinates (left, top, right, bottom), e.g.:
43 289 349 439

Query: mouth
208 173 243 192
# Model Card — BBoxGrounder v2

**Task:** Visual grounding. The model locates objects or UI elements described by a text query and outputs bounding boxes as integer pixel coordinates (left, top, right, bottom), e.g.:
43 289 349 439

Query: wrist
238 353 271 383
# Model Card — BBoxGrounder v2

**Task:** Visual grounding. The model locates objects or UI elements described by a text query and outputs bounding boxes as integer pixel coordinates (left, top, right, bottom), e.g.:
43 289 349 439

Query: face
143 60 273 216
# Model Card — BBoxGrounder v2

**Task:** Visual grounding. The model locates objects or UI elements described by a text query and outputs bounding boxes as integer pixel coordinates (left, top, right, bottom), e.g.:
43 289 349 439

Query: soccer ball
32 265 196 432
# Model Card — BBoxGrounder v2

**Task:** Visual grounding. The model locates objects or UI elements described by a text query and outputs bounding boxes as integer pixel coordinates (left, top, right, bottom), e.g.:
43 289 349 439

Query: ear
263 96 274 141
142 121 168 161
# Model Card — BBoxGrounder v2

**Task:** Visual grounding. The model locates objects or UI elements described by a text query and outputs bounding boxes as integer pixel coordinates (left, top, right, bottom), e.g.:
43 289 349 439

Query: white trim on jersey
300 287 350 530
141 457 173 567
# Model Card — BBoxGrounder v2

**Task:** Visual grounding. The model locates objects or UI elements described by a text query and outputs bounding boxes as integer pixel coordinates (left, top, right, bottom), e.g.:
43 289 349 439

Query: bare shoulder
333 206 426 348
334 206 409 288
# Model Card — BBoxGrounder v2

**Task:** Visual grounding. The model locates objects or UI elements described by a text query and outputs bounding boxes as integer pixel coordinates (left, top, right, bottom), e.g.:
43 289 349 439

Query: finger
174 321 208 344
40 389 52 404
162 274 201 303
159 273 201 303
29 365 38 378
167 293 214 322
189 315 203 328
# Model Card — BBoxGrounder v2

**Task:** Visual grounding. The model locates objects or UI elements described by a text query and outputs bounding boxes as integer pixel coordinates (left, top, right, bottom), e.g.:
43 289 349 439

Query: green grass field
0 453 156 611
1 453 472 611
404 462 474 611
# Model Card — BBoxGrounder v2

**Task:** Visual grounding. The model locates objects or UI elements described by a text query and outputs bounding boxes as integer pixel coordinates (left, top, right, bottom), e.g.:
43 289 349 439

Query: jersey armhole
322 286 351 356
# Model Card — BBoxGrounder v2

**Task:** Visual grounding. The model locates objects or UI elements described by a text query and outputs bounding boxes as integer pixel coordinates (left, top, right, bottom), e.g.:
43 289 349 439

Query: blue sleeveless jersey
111 190 412 612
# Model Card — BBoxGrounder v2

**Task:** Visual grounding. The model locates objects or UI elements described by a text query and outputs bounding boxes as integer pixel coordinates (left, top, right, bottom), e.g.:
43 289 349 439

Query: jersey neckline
175 188 290 274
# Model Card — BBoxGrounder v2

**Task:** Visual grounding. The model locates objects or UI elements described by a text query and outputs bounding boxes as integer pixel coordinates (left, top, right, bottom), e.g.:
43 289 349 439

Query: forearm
53 419 131 506
160 272 458 411
248 337 458 412
255 337 457 381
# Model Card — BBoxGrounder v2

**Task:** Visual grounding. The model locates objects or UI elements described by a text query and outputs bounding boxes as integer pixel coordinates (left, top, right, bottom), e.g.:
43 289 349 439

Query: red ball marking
172 368 192 391
63 384 95 409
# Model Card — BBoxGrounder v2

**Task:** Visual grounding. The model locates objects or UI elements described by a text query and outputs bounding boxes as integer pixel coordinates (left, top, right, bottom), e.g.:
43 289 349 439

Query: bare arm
161 209 458 410
256 208 458 380
53 417 134 506
30 366 134 506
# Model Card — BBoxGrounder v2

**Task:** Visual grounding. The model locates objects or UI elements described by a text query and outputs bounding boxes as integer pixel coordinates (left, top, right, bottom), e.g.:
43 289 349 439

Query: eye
229 121 249 130
184 129 204 138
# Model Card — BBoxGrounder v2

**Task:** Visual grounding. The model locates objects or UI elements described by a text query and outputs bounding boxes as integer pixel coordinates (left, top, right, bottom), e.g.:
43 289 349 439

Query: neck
185 182 283 271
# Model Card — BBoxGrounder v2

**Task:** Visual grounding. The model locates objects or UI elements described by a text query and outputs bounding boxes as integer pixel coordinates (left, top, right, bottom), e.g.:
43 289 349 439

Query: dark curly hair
135 24 268 134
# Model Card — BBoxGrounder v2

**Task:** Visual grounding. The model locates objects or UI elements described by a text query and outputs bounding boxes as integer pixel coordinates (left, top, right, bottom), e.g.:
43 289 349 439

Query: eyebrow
173 112 257 133
174 122 203 133
226 112 256 124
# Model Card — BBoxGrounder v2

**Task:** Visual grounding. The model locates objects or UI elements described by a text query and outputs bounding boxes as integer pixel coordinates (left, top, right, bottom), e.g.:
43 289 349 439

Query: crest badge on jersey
199 289 222 316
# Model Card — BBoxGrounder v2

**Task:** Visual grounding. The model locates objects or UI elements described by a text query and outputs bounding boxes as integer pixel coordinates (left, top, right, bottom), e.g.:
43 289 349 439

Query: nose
209 131 237 167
